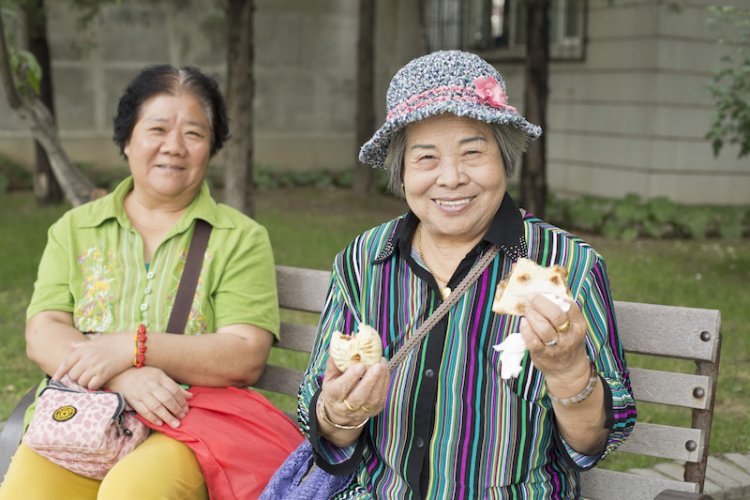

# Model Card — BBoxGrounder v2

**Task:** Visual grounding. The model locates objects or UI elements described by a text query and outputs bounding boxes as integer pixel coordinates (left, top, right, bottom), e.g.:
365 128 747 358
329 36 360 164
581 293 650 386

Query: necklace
417 224 452 299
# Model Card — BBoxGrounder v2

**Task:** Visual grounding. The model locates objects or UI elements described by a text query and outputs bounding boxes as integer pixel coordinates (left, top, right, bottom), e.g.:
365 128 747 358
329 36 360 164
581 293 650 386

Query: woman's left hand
519 294 590 379
52 332 133 389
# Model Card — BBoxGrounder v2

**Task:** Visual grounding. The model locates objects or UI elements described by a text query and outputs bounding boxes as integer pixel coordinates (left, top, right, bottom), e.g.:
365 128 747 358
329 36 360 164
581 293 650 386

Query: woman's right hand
317 356 389 447
106 367 193 429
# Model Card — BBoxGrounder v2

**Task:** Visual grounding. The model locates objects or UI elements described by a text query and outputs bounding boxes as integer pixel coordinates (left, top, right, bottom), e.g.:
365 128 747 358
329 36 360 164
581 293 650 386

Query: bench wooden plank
254 365 304 396
618 422 704 462
277 322 318 352
580 468 698 500
615 301 720 362
276 265 330 313
629 368 712 410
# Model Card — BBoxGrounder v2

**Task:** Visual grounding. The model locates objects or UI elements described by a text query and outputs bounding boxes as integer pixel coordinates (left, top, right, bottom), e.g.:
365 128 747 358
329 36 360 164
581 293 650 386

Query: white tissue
493 293 570 380
493 332 527 379
541 292 571 312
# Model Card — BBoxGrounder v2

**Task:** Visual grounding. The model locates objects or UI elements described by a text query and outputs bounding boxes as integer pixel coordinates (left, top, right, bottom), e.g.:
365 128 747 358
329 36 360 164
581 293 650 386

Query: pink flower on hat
473 76 516 112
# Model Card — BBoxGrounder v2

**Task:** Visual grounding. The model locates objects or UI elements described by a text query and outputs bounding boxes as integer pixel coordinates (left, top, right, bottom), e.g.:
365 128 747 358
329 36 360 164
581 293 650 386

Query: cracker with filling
491 258 572 316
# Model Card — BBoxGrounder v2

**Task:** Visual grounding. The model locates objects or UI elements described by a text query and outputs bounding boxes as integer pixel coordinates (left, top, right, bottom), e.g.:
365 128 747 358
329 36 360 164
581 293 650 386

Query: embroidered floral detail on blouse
74 246 115 332
473 76 517 113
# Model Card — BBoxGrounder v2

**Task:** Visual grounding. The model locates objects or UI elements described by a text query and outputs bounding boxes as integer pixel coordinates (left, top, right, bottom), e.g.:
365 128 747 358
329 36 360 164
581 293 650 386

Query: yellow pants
0 432 208 500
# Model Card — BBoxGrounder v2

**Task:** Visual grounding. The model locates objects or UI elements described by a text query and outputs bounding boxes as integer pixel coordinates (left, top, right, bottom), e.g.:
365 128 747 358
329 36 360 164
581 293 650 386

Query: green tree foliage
706 5 750 158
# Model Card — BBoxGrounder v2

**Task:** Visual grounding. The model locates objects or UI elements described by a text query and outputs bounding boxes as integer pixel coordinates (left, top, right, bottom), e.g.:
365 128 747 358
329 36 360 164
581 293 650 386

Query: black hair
113 65 230 158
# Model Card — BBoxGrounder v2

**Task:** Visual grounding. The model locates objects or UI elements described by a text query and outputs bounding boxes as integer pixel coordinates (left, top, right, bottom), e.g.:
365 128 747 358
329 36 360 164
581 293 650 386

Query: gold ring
343 398 359 412
556 319 571 333
360 405 373 413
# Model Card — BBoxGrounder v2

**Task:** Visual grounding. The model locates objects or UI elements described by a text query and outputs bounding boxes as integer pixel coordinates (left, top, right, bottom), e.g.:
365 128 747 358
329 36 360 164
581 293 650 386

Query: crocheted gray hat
359 50 542 169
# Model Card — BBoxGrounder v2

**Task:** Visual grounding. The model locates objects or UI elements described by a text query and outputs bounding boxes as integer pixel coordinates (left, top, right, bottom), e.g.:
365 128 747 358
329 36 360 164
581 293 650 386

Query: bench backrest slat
276 265 330 312
255 364 305 396
614 301 721 362
618 422 704 462
275 322 318 352
629 367 712 410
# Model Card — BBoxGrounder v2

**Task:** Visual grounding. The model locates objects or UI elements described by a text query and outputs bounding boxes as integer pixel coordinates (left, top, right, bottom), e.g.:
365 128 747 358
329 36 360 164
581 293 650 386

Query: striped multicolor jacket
298 194 636 499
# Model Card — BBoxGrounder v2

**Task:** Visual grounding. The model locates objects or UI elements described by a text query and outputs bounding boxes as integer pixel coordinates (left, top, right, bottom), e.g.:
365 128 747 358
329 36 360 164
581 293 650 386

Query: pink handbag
22 379 149 479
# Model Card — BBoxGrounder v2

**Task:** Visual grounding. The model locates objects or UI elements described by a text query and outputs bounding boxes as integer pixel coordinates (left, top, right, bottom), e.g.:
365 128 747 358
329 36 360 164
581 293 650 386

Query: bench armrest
655 490 713 500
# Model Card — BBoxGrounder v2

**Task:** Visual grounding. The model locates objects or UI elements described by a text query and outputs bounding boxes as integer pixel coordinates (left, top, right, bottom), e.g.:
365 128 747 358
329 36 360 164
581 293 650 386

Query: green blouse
27 177 279 338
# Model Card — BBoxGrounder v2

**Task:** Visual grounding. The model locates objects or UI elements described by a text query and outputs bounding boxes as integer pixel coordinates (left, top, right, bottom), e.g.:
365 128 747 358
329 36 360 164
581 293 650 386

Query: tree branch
0 8 22 110
0 7 95 206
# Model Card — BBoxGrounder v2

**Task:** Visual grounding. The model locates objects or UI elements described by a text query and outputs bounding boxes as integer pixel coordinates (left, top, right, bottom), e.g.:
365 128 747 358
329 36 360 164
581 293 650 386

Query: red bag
138 386 303 500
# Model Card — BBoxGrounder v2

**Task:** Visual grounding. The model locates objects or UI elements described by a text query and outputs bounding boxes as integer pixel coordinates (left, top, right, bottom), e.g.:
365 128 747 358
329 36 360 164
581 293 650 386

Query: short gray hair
383 121 530 197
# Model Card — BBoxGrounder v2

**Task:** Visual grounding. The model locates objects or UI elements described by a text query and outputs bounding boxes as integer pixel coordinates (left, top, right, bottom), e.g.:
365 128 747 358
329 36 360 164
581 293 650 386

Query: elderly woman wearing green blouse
297 51 636 499
0 65 282 499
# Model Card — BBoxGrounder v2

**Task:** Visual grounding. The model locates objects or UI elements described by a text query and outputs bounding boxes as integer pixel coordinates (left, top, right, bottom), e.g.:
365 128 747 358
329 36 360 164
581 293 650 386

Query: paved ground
629 454 750 499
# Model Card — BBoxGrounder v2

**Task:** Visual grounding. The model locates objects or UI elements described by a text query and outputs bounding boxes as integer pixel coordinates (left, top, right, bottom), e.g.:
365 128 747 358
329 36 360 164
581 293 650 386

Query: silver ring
545 337 559 347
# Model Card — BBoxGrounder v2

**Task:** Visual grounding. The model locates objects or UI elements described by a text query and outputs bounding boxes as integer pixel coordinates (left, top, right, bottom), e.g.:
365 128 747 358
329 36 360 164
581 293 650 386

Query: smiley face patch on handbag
53 405 77 422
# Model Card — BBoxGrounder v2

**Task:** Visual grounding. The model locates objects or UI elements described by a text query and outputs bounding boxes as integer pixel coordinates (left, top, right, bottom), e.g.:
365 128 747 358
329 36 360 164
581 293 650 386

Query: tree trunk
0 9 93 207
23 0 63 205
353 0 376 195
223 0 255 217
520 0 549 218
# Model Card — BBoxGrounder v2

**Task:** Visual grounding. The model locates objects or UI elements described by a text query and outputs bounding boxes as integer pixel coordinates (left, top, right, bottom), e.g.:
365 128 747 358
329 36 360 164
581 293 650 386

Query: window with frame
424 0 587 61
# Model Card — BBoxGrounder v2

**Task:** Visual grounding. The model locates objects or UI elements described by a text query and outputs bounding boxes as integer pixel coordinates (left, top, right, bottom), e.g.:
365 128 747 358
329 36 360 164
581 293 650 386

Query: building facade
0 0 747 204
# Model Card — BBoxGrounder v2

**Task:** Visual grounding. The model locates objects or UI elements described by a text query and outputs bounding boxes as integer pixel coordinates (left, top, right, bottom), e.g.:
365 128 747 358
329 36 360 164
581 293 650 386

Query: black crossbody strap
166 219 212 334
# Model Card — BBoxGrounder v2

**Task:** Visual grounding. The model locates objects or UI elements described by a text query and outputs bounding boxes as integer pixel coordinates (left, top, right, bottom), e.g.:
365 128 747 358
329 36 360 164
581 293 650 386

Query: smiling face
403 114 507 245
124 93 212 206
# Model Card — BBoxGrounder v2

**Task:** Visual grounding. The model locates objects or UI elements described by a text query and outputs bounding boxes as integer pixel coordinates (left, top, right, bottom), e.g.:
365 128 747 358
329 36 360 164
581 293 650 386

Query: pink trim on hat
387 85 467 120
386 83 517 122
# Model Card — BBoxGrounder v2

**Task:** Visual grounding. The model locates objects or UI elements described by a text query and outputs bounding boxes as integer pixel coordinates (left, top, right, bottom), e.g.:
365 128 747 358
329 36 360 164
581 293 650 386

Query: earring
401 182 405 195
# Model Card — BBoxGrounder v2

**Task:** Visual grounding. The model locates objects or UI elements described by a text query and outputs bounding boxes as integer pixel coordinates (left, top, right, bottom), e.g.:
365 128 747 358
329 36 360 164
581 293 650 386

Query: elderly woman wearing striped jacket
298 50 636 499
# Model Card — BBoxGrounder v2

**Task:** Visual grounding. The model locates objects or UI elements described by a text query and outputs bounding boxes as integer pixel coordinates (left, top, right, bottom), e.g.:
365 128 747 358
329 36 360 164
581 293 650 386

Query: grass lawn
1 187 748 472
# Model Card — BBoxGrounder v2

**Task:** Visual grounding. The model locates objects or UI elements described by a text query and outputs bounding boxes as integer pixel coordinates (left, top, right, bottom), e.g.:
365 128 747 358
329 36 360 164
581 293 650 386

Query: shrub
547 192 748 240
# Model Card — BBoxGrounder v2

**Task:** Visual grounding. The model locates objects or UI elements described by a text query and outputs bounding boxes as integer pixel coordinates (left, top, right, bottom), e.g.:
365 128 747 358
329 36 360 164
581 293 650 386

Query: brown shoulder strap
387 245 500 371
166 219 212 334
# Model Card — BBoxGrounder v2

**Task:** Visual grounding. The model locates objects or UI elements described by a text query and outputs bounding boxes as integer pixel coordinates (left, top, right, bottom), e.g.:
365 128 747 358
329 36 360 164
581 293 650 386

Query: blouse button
140 303 148 311
144 287 151 295
424 369 434 378
415 437 425 448
146 271 155 280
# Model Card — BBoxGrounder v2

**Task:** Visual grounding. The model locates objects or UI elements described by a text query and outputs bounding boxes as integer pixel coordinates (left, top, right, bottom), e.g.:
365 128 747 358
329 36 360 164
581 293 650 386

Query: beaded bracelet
317 400 369 430
548 362 599 406
133 324 147 368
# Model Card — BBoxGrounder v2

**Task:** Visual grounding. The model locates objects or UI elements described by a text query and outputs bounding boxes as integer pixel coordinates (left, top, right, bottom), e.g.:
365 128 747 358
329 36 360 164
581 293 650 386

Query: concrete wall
544 0 749 205
0 0 368 172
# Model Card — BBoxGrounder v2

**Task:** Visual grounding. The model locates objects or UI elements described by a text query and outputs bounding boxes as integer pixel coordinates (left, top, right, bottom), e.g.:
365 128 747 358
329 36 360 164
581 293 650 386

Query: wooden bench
1 265 722 499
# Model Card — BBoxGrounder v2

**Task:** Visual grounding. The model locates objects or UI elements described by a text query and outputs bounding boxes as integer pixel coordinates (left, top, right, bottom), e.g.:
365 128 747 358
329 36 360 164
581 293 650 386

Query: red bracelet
133 324 147 368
